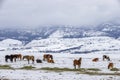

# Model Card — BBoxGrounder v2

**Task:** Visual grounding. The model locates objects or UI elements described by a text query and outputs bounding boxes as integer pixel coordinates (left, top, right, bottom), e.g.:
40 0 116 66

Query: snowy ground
0 50 120 80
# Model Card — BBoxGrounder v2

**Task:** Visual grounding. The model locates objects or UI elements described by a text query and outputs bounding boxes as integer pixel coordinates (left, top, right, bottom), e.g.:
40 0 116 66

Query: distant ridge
0 23 119 44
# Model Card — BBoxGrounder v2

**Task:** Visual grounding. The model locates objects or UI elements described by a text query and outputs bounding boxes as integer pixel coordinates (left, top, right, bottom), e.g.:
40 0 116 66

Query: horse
43 54 53 61
47 58 54 63
5 55 12 62
14 54 22 60
73 57 82 69
23 55 34 64
36 59 42 63
5 54 18 62
108 62 114 69
103 55 110 61
92 58 99 62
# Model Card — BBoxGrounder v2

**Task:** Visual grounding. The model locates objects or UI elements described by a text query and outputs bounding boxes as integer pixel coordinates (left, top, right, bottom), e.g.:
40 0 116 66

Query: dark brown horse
5 54 18 62
103 55 110 61
43 54 53 61
23 55 34 64
108 62 114 69
36 59 42 63
73 57 82 69
92 58 99 62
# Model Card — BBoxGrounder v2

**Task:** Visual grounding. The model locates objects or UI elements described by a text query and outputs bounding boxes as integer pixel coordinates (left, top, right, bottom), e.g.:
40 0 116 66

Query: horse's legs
20 56 22 60
14 58 16 62
78 65 80 69
19 55 22 60
28 59 29 64
74 65 76 69
32 59 34 64
43 58 45 61
5 58 8 62
10 58 13 62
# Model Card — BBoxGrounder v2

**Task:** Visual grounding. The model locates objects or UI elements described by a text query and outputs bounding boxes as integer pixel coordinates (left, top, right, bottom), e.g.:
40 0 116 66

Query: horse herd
5 54 54 64
5 54 113 69
73 55 113 69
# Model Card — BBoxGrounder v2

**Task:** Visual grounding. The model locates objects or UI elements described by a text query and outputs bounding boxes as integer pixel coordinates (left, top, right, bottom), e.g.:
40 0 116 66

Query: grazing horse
36 59 42 63
43 54 53 61
47 58 54 63
103 55 110 61
5 55 12 62
73 57 82 69
92 58 99 62
108 62 114 69
14 54 22 60
23 55 34 64
5 54 17 62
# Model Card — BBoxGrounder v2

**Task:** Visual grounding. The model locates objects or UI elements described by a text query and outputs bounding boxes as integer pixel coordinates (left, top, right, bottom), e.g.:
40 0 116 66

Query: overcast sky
0 0 120 28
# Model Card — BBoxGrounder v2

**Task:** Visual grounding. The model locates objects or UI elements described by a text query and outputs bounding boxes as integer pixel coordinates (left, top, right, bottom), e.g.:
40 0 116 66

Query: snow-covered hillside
0 36 120 53
0 39 23 51
25 36 120 53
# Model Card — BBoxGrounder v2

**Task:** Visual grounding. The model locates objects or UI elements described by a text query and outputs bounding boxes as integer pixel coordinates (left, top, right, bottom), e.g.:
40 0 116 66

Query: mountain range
0 23 120 53
0 23 120 44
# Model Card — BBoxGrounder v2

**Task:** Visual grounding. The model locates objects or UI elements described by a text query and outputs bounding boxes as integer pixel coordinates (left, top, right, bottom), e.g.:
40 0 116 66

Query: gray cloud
0 0 4 8
0 0 120 28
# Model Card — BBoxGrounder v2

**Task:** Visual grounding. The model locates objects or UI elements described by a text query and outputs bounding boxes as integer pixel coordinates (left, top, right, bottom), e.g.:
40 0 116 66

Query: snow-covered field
0 37 120 80
0 50 120 80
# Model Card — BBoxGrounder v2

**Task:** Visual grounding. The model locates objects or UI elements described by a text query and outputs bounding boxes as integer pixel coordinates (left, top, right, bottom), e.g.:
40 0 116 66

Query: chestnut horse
103 55 110 61
108 62 114 69
43 54 53 61
92 58 99 62
73 57 82 69
23 55 34 64
47 58 54 63
14 54 22 60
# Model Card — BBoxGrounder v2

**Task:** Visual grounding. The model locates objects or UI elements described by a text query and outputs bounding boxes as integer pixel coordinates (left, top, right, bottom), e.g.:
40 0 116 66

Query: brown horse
103 55 110 61
47 58 54 63
14 54 22 60
43 54 53 61
23 55 34 64
108 62 114 69
73 57 82 69
92 58 99 62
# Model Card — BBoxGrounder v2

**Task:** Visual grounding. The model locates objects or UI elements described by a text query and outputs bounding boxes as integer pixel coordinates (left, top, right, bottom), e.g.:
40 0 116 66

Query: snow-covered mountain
0 23 120 44
0 23 120 53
